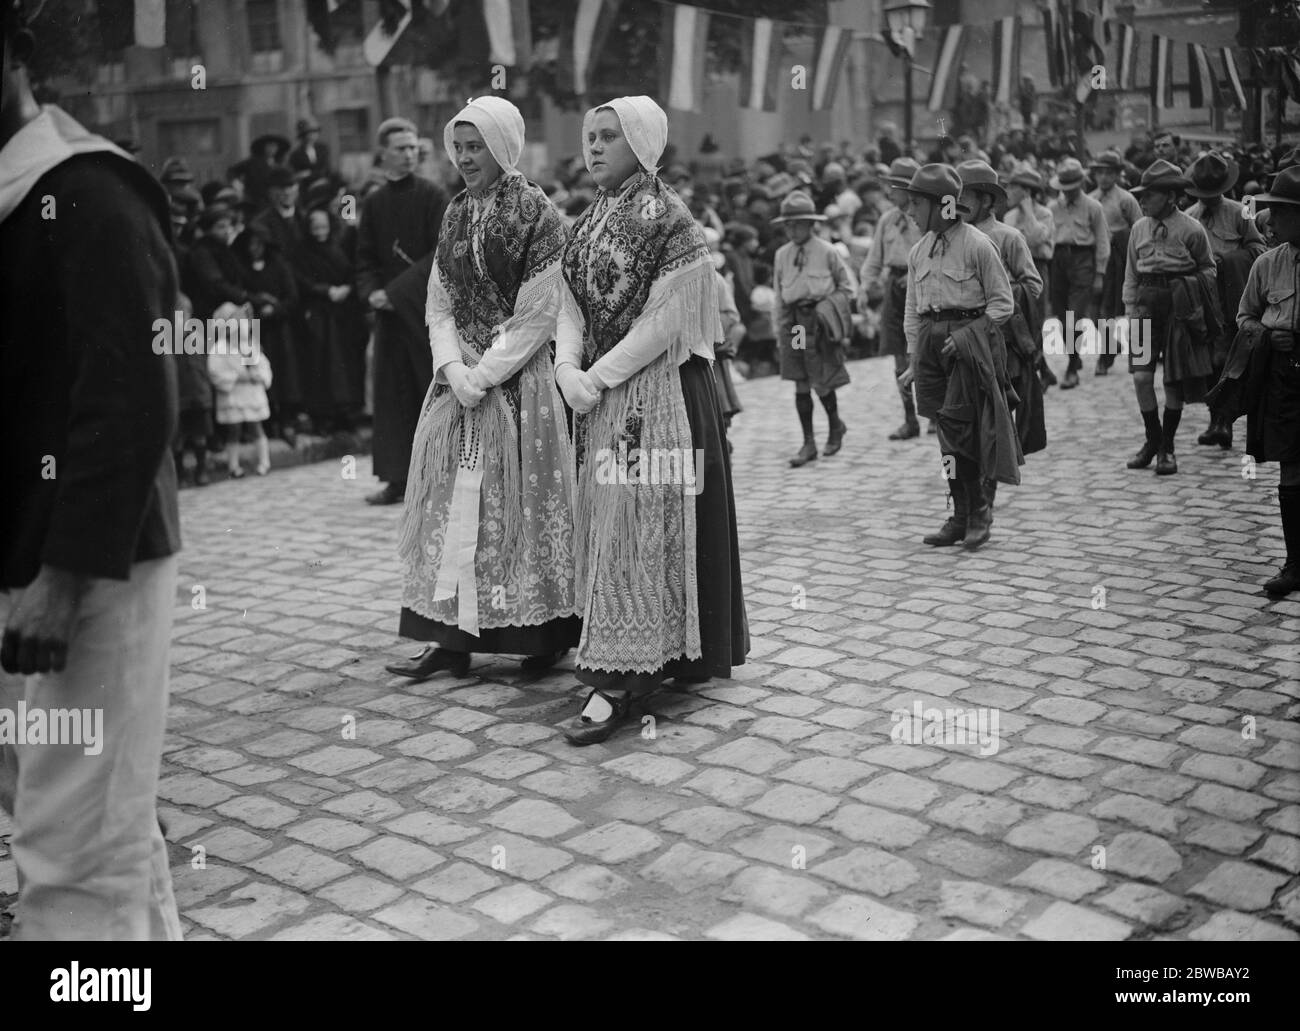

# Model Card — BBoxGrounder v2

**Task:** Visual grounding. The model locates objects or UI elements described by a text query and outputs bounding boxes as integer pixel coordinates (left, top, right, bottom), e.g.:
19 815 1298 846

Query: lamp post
883 0 931 151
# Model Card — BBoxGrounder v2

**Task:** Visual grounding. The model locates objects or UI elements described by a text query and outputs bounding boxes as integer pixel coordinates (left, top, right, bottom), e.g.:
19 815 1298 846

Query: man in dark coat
0 1 182 939
288 117 332 182
355 116 447 504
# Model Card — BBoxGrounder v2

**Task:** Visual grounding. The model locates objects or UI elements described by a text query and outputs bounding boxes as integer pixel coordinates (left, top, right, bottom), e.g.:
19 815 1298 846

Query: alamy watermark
0 702 103 756
1043 311 1152 363
890 700 1001 756
593 443 705 495
152 310 261 366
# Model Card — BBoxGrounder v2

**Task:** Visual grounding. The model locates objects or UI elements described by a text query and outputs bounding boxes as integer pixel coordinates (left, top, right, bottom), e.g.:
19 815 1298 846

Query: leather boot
1218 416 1234 450
1197 416 1218 446
1155 448 1178 475
984 478 998 527
1128 410 1162 469
923 480 968 546
890 395 920 440
789 435 818 467
824 418 847 456
1265 485 1300 596
963 478 993 550
1126 440 1159 469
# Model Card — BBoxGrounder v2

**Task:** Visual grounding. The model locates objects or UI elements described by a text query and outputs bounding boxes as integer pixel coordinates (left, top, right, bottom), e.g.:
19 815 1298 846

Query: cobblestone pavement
3 355 1298 941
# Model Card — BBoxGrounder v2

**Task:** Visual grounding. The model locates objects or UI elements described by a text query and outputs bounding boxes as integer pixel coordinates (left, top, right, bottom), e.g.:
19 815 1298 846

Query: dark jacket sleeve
42 170 179 579
355 193 384 300
191 241 249 306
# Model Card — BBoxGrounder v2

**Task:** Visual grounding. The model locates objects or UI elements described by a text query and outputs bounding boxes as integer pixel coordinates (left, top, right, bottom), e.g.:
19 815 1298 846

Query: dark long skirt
398 609 582 655
578 356 749 698
301 296 367 420
371 311 432 483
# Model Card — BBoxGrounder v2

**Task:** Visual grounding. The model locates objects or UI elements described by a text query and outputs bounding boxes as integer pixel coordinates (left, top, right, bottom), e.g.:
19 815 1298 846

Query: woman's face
587 109 640 191
247 234 265 260
309 211 330 242
452 122 502 194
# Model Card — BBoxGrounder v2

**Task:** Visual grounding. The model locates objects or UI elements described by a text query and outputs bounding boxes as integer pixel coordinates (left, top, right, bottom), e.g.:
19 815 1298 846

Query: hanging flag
164 0 193 53
1187 43 1221 109
1150 34 1172 109
1042 4 1061 88
483 0 531 69
306 0 337 54
1219 47 1246 110
991 17 1021 107
1283 53 1300 104
662 3 710 112
565 0 620 98
809 24 851 111
926 24 966 113
135 0 165 48
739 16 783 112
1071 0 1105 102
1115 22 1135 90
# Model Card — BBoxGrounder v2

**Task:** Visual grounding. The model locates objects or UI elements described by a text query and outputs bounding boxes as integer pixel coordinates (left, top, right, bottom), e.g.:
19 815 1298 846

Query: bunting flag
566 0 620 98
1283 53 1300 104
1071 0 1106 103
1220 47 1246 110
135 0 165 48
483 0 532 68
307 0 339 53
1114 23 1135 90
809 24 852 111
991 16 1021 107
739 17 783 112
1150 35 1172 109
662 3 710 112
1187 43 1222 109
1042 4 1062 88
926 24 966 113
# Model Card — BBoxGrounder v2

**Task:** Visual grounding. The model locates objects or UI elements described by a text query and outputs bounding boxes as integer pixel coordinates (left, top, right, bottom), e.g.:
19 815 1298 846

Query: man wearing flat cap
1185 151 1266 450
1212 166 1300 596
859 158 922 440
1121 159 1219 477
1089 151 1142 375
1048 157 1110 387
899 164 1020 552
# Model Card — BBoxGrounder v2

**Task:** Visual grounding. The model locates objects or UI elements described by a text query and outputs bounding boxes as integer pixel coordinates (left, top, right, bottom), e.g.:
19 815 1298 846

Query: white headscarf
443 96 525 176
582 95 668 177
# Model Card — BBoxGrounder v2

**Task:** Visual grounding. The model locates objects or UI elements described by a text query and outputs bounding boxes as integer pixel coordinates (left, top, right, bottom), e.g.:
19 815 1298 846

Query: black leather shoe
1218 419 1234 450
385 646 470 681
963 507 992 550
889 421 921 441
564 689 633 746
1264 563 1300 597
1197 421 1218 445
789 440 818 467
521 649 569 672
366 482 405 505
1127 441 1158 469
824 418 847 456
1061 370 1080 389
1094 364 1109 376
1155 449 1178 475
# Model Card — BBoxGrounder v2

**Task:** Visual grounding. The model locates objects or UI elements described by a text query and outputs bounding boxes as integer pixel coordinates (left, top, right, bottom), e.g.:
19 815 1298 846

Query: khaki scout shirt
1050 190 1110 275
1089 185 1142 235
1185 198 1267 261
973 214 1043 300
1237 242 1300 333
1121 208 1216 309
903 220 1014 353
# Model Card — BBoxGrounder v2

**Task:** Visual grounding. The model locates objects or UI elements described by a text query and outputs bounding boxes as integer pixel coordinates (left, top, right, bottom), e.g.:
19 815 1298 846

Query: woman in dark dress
555 96 749 745
232 222 300 439
296 207 368 431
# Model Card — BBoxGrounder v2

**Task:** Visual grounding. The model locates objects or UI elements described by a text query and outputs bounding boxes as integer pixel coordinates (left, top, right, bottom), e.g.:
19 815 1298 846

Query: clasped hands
444 362 488 408
556 363 600 414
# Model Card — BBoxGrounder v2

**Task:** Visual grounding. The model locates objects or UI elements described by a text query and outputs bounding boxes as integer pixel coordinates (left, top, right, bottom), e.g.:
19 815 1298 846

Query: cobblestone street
4 354 1297 941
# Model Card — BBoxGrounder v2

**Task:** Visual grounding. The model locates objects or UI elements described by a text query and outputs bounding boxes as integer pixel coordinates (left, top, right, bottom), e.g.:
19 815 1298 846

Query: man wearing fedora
1089 151 1142 375
772 190 853 466
1185 151 1267 450
899 164 1017 551
1216 166 1300 596
1121 159 1219 477
1048 157 1110 388
958 160 1046 467
860 158 922 440
288 117 331 183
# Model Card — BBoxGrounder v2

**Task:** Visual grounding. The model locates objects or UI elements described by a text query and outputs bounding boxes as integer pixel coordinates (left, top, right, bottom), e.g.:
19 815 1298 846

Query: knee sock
1161 406 1182 451
1141 408 1161 446
818 390 839 424
1281 484 1300 566
795 393 814 438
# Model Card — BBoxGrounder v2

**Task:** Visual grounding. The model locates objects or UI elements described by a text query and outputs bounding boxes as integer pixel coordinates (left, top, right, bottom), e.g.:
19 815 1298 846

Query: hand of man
940 335 958 359
1 565 86 675
1093 272 1105 301
897 360 916 390
368 289 392 311
445 362 486 408
866 280 884 304
556 363 600 414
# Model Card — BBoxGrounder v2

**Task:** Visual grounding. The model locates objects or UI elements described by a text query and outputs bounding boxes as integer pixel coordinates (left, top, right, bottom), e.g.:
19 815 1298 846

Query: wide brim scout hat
771 190 827 223
1251 166 1300 208
1184 152 1239 198
1088 150 1124 171
764 172 802 202
883 157 921 188
1008 168 1044 191
900 164 971 213
1131 159 1191 195
956 159 1006 204
1049 157 1087 191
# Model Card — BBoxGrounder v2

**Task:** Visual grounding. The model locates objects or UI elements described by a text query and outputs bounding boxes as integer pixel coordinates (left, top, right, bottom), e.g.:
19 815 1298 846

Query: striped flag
739 17 783 112
809 24 852 111
1150 34 1172 109
135 0 166 48
1115 23 1136 90
662 3 710 112
566 0 620 98
1187 43 1221 109
1283 53 1300 104
1220 47 1247 110
927 24 966 113
1042 4 1062 88
483 0 532 68
991 16 1021 107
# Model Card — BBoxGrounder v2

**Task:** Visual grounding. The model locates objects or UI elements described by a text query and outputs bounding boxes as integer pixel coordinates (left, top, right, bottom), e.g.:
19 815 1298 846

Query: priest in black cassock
355 117 447 504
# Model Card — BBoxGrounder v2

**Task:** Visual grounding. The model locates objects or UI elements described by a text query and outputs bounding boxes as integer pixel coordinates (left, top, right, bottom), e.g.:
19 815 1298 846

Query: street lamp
883 0 931 151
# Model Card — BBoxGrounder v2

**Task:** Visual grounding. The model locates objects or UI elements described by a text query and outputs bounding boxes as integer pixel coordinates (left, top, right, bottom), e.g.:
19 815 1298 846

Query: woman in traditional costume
387 97 581 682
556 96 749 745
